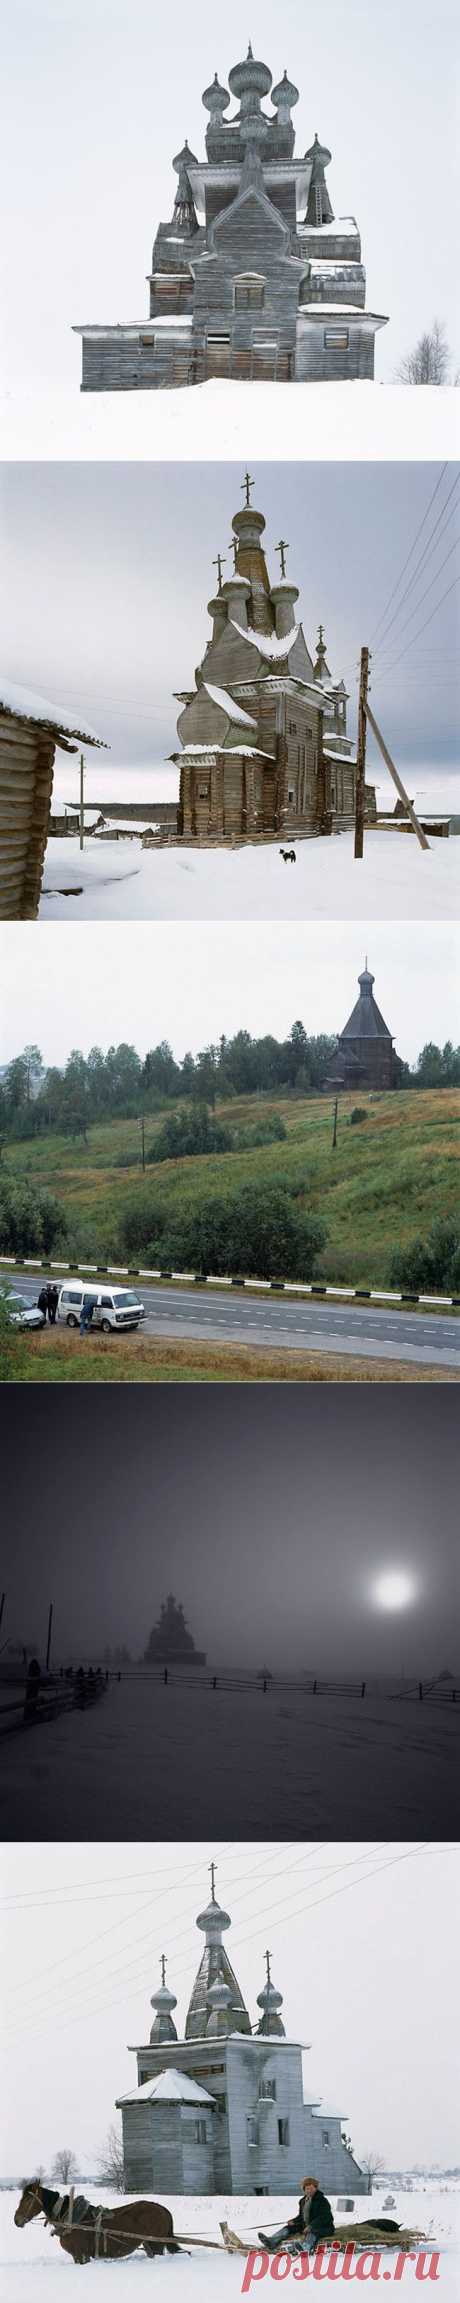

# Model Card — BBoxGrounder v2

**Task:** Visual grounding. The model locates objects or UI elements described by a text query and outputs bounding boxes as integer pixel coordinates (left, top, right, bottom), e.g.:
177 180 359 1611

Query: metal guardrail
1 1256 458 1312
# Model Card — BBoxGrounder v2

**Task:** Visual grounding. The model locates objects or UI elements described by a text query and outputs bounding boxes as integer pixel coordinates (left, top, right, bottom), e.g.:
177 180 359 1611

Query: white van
56 1281 145 1333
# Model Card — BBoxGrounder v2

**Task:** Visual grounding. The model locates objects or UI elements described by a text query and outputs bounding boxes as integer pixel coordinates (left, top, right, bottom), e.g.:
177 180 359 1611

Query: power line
3 1844 449 2050
372 473 460 652
373 576 460 677
369 464 448 644
375 534 460 664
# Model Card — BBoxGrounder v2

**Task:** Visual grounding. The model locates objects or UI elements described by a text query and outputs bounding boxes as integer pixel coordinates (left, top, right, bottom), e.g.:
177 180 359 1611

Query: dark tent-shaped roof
340 965 393 1044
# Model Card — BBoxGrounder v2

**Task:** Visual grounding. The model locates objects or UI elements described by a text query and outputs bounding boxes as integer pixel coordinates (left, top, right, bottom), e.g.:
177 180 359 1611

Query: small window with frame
235 275 265 310
324 327 349 350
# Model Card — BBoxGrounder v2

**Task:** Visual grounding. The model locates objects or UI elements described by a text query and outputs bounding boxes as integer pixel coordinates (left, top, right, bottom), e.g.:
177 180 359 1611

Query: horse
14 2181 181 2264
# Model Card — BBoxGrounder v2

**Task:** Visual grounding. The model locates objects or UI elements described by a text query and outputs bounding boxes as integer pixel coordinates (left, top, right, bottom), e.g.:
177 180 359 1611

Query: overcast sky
1 463 458 778
2 1388 459 1673
1 0 459 414
1 921 459 1069
1 1839 459 2172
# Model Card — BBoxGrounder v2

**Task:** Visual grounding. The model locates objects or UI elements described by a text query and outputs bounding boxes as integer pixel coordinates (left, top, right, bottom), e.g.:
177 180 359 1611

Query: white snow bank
3 381 459 463
0 676 104 746
40 826 460 922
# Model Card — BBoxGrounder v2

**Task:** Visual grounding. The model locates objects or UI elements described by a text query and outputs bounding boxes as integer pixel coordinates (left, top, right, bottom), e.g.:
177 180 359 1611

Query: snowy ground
2 379 459 464
1 1680 459 1840
2 2187 459 2299
40 827 459 922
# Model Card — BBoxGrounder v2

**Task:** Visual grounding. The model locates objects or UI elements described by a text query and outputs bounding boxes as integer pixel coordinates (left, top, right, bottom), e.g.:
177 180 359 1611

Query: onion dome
228 44 272 103
196 1890 231 1943
206 1976 233 2035
202 72 230 117
313 623 331 682
305 132 332 170
271 69 299 115
149 1958 178 2044
173 140 198 175
256 1951 286 2038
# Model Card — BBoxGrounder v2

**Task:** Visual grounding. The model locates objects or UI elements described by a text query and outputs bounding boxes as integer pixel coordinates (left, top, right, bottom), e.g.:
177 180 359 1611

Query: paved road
11 1273 460 1369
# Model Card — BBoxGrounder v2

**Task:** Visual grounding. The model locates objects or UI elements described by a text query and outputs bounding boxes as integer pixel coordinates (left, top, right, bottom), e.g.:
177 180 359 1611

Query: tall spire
313 623 331 683
304 133 334 227
185 1870 251 2041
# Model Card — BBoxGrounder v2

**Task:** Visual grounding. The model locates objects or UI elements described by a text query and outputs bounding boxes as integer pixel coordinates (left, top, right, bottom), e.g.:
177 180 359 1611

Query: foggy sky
1 463 458 775
1 1839 459 2172
2 0 459 405
1 921 459 1070
2 1389 459 1673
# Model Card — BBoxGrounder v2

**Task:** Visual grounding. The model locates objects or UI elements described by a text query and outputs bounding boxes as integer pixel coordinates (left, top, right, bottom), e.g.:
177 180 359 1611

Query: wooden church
116 1867 367 2197
75 45 387 391
325 963 398 1092
165 474 376 844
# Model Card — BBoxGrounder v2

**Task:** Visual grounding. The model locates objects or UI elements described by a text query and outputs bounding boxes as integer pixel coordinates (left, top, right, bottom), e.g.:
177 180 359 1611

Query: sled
221 2220 427 2257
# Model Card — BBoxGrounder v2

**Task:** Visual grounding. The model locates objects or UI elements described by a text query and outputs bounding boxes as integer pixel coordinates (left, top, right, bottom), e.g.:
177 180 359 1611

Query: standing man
259 2177 335 2255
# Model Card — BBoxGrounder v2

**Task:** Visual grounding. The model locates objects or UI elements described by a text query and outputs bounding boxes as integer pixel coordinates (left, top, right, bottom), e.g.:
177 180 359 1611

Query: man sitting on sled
259 2176 335 2256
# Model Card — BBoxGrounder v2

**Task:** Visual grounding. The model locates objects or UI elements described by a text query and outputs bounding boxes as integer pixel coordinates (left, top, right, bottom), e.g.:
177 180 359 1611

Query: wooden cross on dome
241 471 254 506
212 553 226 593
228 537 239 571
275 540 289 578
209 1859 217 1900
265 1950 272 1985
160 1954 167 1985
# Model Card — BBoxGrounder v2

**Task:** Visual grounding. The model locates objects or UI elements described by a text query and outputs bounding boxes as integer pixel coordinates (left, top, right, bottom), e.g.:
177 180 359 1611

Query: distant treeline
1 1028 459 1142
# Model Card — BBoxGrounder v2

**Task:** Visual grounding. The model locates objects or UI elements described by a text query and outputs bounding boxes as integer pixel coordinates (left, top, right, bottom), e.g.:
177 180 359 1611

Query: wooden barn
0 678 105 920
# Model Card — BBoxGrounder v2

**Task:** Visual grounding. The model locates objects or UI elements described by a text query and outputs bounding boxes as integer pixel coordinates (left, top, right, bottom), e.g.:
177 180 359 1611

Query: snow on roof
299 306 387 323
299 218 359 237
230 619 300 663
117 2068 215 2107
0 676 105 746
312 2104 347 2121
204 683 256 727
172 743 274 759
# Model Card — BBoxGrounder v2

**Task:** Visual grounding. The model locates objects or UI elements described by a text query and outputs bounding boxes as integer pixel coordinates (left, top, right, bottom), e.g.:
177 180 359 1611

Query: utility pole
46 1602 53 1673
0 1593 5 1636
79 752 85 851
365 700 429 851
354 646 370 859
332 1097 338 1150
140 1115 145 1172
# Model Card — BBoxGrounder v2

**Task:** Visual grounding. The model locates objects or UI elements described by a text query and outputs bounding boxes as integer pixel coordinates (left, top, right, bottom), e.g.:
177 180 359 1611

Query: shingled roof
340 964 393 1044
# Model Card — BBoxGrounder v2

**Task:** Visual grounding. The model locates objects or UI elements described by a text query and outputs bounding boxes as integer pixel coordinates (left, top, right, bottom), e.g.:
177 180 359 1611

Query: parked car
4 1289 46 1331
56 1281 145 1333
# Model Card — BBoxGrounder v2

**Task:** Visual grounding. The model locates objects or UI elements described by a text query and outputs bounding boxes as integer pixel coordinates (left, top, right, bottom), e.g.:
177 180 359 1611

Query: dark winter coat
289 2191 335 2241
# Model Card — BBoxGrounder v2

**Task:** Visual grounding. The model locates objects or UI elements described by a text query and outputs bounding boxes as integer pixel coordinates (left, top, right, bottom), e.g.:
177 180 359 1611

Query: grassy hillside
3 1086 459 1287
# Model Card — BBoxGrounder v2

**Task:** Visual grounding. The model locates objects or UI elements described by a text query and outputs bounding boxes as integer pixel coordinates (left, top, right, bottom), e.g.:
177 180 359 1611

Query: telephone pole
354 647 370 859
140 1115 145 1172
332 1097 338 1150
46 1602 53 1674
79 753 85 851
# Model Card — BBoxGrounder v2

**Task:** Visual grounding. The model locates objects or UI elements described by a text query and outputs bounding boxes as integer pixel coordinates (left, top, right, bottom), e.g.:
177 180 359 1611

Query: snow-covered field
2 2187 459 2300
40 827 459 922
1 1680 458 1840
2 378 459 463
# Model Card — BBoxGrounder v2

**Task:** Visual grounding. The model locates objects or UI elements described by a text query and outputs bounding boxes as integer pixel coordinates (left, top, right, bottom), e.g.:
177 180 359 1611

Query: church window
278 2119 290 2147
259 2079 277 2100
192 2120 207 2144
140 335 155 347
322 2129 331 2146
235 275 265 310
287 783 296 805
288 720 297 735
197 783 209 799
324 327 349 349
247 2116 259 2147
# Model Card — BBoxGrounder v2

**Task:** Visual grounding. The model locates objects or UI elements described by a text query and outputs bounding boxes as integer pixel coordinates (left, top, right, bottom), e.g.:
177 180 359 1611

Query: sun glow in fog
373 1569 417 1612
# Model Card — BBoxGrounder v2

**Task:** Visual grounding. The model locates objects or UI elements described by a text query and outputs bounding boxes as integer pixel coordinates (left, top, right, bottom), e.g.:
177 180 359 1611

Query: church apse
74 47 388 391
